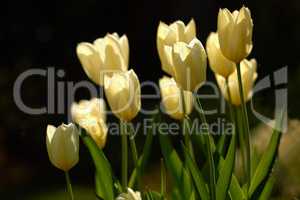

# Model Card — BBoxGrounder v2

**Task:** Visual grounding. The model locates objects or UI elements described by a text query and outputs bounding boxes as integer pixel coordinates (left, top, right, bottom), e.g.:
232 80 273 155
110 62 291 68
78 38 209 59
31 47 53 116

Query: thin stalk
65 171 74 200
195 93 216 200
160 159 167 197
121 121 128 190
236 63 251 191
127 123 141 188
180 89 194 160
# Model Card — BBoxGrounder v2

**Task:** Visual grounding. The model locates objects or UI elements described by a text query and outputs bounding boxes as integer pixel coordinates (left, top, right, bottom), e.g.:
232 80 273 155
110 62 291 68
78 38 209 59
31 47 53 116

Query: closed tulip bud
164 38 207 91
217 6 253 63
116 188 142 200
76 33 129 85
159 76 193 120
206 32 236 77
78 118 108 148
46 123 79 171
104 69 141 122
71 98 108 148
157 19 196 76
216 58 257 106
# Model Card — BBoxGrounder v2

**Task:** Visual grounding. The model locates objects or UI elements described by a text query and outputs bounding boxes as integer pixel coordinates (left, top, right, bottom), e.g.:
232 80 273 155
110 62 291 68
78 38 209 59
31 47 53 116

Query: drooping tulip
116 188 142 200
217 6 253 63
104 69 141 122
206 32 236 77
76 33 129 85
71 98 108 148
216 58 257 106
157 19 196 75
163 38 207 91
159 76 193 120
46 123 79 171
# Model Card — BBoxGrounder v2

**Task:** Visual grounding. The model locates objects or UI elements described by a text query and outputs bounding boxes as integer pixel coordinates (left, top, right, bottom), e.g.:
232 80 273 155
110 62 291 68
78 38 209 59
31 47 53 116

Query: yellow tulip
163 38 207 91
217 6 253 63
216 58 257 106
116 188 142 200
76 33 129 85
46 123 79 171
71 98 107 148
77 118 108 148
159 76 193 120
104 69 141 122
206 32 236 77
157 19 196 75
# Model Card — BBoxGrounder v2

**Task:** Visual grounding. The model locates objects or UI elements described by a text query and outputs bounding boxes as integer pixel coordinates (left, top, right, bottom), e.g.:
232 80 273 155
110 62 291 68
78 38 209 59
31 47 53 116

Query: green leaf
144 191 164 200
258 173 276 200
229 175 246 200
128 112 156 188
216 134 236 200
159 133 193 199
182 144 210 200
81 131 114 200
248 111 284 197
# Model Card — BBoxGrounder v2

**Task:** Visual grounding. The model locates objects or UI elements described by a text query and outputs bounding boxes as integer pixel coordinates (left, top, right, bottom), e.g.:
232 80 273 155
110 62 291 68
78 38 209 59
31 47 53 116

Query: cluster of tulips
46 6 284 200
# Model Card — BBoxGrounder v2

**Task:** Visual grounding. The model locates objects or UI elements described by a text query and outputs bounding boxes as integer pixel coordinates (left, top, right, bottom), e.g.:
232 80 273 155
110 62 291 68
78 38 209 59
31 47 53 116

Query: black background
0 0 299 198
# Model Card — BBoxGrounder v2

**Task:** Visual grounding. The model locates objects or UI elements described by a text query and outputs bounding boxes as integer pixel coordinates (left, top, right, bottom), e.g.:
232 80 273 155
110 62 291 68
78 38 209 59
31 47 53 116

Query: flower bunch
45 6 284 200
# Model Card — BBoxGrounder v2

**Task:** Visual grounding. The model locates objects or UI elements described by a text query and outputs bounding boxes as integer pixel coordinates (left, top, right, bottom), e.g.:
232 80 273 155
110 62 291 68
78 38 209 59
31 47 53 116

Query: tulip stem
120 121 128 191
236 63 251 191
65 171 74 200
180 89 195 161
194 93 216 200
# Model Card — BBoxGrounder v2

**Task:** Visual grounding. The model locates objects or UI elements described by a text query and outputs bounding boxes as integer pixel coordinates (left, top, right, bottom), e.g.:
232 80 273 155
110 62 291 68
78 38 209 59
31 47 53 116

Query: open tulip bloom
44 6 286 200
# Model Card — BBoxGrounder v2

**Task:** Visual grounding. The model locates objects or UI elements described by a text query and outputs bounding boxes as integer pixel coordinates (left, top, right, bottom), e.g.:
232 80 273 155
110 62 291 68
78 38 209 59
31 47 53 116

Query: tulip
163 38 207 91
104 69 141 122
216 58 257 106
159 76 193 120
46 123 79 171
217 6 253 63
116 188 142 200
71 98 106 122
206 32 236 77
76 33 129 85
71 98 108 148
157 19 196 75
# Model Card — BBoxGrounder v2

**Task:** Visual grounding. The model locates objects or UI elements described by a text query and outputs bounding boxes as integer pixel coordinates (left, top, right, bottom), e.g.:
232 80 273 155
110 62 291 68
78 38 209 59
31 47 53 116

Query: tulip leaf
257 173 276 200
81 131 114 200
182 143 210 200
128 111 158 188
248 110 284 198
144 191 164 200
159 132 193 199
229 175 246 200
216 134 236 200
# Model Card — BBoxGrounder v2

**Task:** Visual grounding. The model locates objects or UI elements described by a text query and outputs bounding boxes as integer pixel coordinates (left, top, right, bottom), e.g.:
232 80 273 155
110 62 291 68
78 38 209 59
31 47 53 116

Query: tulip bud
157 19 196 76
46 123 79 171
206 32 236 77
216 58 257 106
76 33 129 85
116 188 142 200
164 38 207 91
159 76 193 120
104 69 141 122
217 6 253 63
71 98 108 148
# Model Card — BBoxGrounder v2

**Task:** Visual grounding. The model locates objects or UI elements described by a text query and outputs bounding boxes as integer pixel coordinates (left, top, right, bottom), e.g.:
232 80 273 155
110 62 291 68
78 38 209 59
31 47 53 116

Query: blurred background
1 0 299 199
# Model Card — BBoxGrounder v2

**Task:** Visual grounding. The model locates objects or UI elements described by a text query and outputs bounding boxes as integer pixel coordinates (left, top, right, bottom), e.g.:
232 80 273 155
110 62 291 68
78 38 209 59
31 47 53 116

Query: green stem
121 121 128 190
180 89 194 160
65 171 74 200
236 63 251 192
127 123 140 188
195 94 216 200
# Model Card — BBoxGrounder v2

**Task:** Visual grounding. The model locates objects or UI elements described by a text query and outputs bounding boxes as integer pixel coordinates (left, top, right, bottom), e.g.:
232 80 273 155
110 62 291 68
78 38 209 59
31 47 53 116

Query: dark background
0 0 299 198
